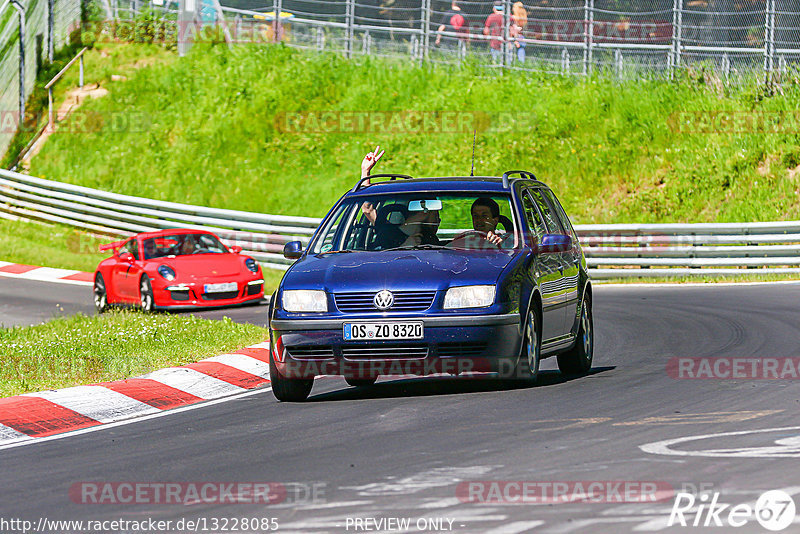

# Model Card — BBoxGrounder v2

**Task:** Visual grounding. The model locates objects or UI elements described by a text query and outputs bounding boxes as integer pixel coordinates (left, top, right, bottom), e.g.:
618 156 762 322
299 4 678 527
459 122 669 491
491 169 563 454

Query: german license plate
204 282 237 293
343 322 424 341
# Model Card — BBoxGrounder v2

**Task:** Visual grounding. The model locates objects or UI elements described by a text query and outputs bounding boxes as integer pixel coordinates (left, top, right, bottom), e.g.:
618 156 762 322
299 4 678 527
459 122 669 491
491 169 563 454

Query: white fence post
345 0 354 59
583 0 593 75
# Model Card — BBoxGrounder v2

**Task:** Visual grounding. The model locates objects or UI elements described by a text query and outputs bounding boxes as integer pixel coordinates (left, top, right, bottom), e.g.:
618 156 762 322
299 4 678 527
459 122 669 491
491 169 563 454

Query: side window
314 204 351 253
543 189 578 243
124 239 139 260
529 188 563 234
521 191 546 242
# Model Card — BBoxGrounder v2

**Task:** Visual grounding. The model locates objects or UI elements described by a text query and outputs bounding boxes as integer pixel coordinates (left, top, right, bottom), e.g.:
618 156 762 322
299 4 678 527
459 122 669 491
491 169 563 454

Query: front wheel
270 354 314 402
557 295 593 375
512 307 540 382
139 275 154 312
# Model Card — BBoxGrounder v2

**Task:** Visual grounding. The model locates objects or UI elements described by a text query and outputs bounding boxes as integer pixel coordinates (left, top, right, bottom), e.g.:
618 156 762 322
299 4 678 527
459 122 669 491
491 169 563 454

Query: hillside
28 42 800 224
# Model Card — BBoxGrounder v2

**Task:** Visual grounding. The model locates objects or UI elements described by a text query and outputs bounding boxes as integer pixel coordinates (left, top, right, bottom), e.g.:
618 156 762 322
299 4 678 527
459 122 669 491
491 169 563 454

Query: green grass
0 218 108 272
0 310 268 397
26 43 800 225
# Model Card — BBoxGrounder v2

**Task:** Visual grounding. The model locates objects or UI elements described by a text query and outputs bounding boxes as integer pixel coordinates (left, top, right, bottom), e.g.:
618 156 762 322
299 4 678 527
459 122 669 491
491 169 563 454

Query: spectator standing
435 1 467 48
511 2 527 63
483 1 505 63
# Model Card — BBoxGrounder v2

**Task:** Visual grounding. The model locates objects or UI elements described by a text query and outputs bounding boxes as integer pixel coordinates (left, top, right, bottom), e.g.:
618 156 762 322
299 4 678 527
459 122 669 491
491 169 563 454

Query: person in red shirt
435 1 467 49
483 1 505 63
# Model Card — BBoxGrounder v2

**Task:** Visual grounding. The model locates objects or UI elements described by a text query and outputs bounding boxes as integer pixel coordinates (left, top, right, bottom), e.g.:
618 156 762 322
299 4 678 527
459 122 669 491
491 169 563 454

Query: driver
180 235 196 255
471 197 511 246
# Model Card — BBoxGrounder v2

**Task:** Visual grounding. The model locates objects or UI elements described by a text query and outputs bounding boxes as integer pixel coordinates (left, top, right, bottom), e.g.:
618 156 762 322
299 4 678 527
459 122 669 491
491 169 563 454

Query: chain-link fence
209 0 795 83
0 0 83 157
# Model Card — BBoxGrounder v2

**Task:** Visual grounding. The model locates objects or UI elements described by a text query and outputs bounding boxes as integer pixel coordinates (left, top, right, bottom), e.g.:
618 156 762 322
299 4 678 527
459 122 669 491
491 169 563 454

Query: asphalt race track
0 277 270 328
2 280 800 533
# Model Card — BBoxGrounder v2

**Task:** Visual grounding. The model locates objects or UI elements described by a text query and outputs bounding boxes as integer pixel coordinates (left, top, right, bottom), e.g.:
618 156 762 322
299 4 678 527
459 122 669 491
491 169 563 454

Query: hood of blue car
282 250 519 292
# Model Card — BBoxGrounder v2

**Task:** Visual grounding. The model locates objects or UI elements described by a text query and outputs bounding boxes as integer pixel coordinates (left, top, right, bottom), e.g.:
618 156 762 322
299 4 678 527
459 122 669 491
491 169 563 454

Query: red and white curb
0 261 93 286
0 342 272 446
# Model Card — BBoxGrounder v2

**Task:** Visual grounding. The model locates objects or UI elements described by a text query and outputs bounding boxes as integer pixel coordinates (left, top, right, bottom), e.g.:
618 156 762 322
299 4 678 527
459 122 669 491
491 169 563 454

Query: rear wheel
345 376 378 388
139 275 154 312
557 295 593 375
512 307 540 382
94 273 108 313
269 354 314 402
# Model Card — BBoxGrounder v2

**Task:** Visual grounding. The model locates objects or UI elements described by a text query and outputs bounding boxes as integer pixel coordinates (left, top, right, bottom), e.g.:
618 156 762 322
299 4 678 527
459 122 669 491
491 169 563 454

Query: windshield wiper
382 244 448 251
317 249 355 255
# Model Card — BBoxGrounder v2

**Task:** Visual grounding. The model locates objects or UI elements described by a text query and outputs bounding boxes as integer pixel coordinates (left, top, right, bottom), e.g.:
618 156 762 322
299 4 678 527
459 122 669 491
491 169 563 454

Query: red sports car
94 229 265 312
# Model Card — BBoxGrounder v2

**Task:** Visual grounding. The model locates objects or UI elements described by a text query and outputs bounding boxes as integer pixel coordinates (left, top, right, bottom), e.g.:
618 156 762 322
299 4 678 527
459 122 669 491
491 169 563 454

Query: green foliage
0 310 268 397
27 43 800 224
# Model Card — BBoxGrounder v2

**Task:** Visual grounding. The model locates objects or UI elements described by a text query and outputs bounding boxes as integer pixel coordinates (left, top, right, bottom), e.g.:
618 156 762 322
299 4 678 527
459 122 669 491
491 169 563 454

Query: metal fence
0 0 83 156
209 0 798 83
3 168 800 279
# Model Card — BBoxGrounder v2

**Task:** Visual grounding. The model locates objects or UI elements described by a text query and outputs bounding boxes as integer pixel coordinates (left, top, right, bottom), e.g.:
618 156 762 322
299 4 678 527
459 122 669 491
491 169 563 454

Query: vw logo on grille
373 290 394 310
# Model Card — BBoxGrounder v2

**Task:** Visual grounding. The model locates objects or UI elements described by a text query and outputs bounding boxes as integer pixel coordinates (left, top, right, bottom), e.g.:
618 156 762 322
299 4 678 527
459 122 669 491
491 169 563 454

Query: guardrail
2 168 800 278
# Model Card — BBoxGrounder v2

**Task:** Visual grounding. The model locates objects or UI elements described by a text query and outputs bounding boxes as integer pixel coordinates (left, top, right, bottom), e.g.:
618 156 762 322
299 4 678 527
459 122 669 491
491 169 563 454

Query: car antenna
470 129 476 177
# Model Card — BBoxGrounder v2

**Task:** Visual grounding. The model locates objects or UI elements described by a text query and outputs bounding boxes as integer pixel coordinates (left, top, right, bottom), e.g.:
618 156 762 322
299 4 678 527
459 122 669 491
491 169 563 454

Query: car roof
346 176 547 198
135 228 215 240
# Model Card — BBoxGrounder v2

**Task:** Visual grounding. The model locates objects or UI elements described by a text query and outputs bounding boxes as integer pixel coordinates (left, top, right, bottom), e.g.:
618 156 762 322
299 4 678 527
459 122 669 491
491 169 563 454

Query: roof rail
351 173 414 192
501 170 538 188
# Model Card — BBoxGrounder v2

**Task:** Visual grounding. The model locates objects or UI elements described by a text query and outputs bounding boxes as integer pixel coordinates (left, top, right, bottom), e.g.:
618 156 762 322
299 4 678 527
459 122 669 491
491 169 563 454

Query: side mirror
538 234 572 254
229 245 243 254
119 252 135 262
283 241 303 260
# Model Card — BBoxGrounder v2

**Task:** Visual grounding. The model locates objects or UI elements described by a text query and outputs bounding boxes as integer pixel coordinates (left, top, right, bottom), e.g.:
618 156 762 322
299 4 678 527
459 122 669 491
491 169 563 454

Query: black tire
557 295 594 375
512 307 540 382
94 273 108 313
139 275 154 312
345 376 378 388
269 353 314 402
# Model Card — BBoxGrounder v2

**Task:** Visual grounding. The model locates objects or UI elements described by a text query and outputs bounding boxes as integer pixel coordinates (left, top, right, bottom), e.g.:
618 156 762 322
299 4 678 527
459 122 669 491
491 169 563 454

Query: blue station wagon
268 171 593 401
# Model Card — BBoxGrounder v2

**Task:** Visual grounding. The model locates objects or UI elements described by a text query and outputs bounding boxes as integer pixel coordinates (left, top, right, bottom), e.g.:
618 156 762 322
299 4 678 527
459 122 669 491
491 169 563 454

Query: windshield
311 193 518 253
142 233 229 259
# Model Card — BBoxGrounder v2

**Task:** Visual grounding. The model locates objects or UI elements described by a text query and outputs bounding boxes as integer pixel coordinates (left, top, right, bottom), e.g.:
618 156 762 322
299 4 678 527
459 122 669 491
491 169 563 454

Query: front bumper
271 313 522 378
153 279 264 309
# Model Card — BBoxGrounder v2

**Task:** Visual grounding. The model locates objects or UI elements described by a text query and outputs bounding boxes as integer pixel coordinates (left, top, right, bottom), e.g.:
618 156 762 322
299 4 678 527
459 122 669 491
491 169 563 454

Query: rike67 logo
668 490 796 531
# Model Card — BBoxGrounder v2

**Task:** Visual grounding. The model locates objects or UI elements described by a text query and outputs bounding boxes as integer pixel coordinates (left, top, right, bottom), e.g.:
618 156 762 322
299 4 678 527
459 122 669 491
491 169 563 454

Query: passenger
399 208 443 247
143 239 156 260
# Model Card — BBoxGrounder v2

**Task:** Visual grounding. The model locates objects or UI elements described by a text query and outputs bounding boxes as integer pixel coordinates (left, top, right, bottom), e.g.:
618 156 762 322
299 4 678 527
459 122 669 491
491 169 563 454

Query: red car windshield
142 233 228 259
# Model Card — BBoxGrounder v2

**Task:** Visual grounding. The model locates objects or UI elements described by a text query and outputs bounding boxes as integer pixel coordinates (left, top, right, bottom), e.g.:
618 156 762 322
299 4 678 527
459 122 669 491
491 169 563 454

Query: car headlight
282 290 327 312
244 258 259 273
443 285 495 309
157 265 176 281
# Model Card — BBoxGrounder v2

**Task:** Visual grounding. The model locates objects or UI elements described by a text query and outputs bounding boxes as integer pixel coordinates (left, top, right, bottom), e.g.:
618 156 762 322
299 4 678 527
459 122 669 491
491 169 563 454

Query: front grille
335 291 436 313
286 345 335 360
438 342 489 357
341 343 428 360
202 291 239 301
